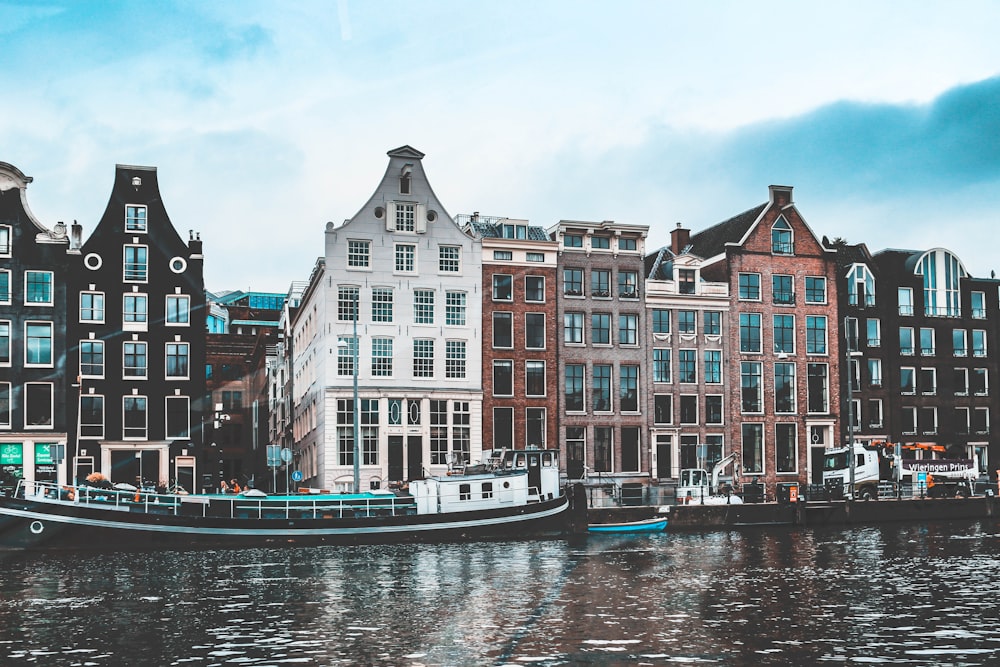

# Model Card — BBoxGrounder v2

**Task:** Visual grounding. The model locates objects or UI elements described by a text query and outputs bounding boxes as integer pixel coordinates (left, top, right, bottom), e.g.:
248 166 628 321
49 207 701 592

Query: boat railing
16 479 419 520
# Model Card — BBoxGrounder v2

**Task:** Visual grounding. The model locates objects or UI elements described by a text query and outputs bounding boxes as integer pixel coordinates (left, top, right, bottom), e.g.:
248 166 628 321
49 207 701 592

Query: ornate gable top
387 145 425 160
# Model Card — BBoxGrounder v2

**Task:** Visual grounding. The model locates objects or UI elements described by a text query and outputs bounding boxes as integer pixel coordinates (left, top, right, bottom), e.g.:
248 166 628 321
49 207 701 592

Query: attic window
771 216 793 255
400 164 412 195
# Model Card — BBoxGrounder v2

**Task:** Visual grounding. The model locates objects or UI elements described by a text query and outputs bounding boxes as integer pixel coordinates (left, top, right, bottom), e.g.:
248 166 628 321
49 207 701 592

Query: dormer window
400 164 412 194
677 269 696 295
771 216 793 254
501 224 527 239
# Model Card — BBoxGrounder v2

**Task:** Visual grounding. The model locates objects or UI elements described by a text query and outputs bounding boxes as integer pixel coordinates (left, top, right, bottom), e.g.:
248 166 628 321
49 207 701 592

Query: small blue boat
587 517 668 533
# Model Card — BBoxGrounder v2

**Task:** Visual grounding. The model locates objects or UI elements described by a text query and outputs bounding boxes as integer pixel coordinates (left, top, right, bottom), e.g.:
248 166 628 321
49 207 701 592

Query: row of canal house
3 148 999 501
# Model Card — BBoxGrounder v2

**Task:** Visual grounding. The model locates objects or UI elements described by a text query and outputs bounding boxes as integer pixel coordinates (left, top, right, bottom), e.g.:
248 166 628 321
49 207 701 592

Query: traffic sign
291 470 303 482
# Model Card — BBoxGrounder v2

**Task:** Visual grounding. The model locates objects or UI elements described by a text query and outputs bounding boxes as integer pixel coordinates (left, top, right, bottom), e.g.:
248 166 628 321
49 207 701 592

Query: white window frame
125 204 147 232
24 270 54 306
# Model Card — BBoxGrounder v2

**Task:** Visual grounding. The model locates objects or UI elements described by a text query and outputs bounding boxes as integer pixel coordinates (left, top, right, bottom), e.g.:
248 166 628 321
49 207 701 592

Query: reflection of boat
587 517 668 533
0 449 575 549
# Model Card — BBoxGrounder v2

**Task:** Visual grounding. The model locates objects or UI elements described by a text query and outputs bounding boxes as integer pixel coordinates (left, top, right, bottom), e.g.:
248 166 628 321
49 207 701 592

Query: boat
587 516 668 533
0 448 576 549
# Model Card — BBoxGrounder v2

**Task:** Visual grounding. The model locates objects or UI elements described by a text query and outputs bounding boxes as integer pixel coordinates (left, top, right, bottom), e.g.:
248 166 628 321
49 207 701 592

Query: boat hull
587 517 668 533
0 494 572 550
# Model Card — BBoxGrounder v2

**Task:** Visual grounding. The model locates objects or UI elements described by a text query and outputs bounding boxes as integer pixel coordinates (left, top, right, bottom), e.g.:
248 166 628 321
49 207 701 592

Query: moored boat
587 516 668 533
0 448 575 549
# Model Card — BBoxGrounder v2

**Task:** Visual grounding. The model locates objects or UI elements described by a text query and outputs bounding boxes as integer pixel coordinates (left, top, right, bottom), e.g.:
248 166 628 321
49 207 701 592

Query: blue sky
3 0 1000 291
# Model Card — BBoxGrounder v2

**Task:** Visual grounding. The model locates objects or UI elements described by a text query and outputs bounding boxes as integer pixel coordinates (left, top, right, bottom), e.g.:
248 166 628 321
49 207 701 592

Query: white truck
676 452 743 505
822 441 978 500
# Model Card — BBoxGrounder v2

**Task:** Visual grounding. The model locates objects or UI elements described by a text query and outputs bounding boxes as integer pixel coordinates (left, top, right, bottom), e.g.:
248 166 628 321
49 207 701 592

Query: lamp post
845 316 860 499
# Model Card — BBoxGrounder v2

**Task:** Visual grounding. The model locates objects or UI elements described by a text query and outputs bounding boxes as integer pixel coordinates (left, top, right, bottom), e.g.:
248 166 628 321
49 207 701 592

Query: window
619 314 638 345
652 309 670 334
414 290 434 324
395 202 416 231
899 327 914 355
848 265 876 307
618 271 638 298
771 216 793 254
564 234 583 248
493 312 513 348
591 269 611 297
901 406 917 435
775 362 796 413
918 249 964 317
741 362 762 413
445 341 466 379
25 383 53 428
805 276 827 304
954 368 969 396
0 322 8 365
739 313 761 353
25 271 53 305
705 350 722 384
742 423 764 474
526 361 546 397
973 407 990 435
678 350 697 384
706 395 723 424
0 270 9 304
80 394 104 438
0 383 9 428
166 396 190 439
654 395 672 424
372 338 393 377
123 341 147 378
167 343 189 379
494 408 514 450
439 245 461 272
525 276 545 302
807 363 829 413
594 427 612 473
678 269 696 295
338 286 359 321
563 268 583 296
738 273 761 300
972 329 987 357
868 359 882 387
972 368 988 396
525 313 545 349
619 237 637 251
501 223 527 239
868 399 883 428
919 367 937 395
492 274 512 301
80 340 104 377
806 316 828 354
525 408 545 448
773 315 795 354
372 287 393 322
453 401 471 464
592 313 611 345
867 318 881 347
526 252 545 263
898 287 913 316
123 294 148 324
123 396 147 439
166 295 190 325
919 406 938 435
124 245 148 281
775 423 796 473
678 311 696 335
679 395 697 424
394 244 416 272
772 274 793 304
704 311 722 336
972 291 987 319
564 312 584 344
593 364 612 412
565 364 585 411
920 327 935 356
0 225 9 255
620 365 638 411
900 367 915 394
493 250 512 261
347 240 371 268
414 340 434 378
445 292 465 326
653 349 671 383
25 322 52 366
337 336 357 377
125 205 147 232
957 407 972 434
592 236 611 249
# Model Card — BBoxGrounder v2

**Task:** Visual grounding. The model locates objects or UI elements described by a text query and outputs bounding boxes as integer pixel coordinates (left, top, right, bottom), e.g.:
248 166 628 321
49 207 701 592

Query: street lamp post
845 316 860 499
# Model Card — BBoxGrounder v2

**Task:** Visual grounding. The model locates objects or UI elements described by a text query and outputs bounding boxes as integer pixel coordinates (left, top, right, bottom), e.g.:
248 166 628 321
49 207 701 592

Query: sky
3 0 1000 292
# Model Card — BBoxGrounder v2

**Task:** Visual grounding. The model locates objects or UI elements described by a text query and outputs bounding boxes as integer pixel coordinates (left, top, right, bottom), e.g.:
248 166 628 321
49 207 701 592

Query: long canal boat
0 448 575 549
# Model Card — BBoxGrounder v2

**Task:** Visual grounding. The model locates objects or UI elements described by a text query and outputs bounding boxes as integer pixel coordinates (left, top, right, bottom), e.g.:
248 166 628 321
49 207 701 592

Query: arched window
915 249 966 317
771 216 793 254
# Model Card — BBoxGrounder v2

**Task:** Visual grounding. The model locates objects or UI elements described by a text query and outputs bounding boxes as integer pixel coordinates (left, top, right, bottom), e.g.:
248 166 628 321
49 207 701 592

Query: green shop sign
0 443 22 465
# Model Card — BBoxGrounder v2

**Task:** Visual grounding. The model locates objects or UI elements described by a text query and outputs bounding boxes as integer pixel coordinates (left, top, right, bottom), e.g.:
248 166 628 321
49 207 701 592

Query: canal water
2 520 1000 666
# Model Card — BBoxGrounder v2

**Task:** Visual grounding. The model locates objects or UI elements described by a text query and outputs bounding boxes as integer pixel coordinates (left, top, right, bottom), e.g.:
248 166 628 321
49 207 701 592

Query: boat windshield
823 451 849 471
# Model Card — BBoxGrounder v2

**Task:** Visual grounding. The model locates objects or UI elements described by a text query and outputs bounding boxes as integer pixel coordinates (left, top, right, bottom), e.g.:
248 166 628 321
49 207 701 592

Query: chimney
70 221 83 249
671 222 690 255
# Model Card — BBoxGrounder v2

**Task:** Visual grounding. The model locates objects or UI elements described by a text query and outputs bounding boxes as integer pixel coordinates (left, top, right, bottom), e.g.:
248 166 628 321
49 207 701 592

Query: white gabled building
293 146 483 491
